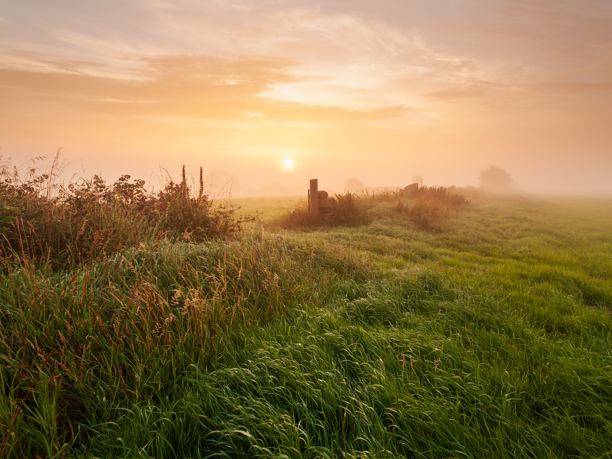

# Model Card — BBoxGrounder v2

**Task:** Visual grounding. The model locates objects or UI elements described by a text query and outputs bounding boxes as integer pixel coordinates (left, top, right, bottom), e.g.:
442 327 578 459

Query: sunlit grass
230 195 304 220
1 158 612 458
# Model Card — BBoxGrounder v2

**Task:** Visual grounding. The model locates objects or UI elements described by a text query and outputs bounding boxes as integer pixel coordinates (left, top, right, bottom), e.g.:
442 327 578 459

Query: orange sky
1 0 611 195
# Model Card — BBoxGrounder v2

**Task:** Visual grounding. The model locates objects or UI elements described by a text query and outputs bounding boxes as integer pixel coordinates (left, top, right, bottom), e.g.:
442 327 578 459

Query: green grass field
229 196 304 219
1 190 612 458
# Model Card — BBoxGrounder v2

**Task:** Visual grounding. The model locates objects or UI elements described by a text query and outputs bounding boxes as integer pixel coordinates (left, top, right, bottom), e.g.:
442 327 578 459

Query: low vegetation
0 155 252 269
1 156 611 458
280 185 472 230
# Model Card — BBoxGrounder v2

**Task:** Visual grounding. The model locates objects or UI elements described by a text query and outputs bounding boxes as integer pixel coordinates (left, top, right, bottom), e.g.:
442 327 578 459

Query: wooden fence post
309 179 318 215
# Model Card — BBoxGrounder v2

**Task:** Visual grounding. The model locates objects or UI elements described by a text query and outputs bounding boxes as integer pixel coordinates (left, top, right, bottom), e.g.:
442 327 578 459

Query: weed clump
281 192 369 228
406 186 470 230
0 155 253 268
282 185 469 230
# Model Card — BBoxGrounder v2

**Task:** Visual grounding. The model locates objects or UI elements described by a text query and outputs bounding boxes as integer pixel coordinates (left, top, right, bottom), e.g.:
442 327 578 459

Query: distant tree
411 175 423 186
479 166 513 192
344 178 365 192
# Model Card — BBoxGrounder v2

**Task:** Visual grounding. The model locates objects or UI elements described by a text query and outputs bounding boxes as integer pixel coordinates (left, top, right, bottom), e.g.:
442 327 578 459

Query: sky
1 0 611 195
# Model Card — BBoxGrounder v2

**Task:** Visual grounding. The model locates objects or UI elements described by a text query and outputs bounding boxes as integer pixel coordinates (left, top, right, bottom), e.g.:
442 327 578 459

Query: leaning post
309 179 319 215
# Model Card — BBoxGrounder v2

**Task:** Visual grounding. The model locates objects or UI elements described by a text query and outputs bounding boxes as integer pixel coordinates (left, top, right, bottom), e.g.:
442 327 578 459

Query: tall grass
1 156 612 457
281 185 470 230
280 192 369 228
0 231 370 458
0 155 252 269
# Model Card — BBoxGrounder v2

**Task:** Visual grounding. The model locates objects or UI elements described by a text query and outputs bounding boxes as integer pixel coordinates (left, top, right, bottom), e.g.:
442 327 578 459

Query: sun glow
282 158 294 169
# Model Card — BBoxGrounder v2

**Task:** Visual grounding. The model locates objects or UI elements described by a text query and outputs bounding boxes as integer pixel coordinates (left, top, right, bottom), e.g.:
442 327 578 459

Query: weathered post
309 179 319 215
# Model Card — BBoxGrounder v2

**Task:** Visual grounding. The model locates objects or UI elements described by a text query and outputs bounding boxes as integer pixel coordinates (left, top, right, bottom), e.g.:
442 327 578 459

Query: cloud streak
0 53 411 124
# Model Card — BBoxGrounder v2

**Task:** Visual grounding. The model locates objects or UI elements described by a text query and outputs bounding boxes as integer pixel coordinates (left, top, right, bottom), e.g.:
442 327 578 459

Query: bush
0 156 254 269
280 192 368 229
407 186 469 230
282 186 469 230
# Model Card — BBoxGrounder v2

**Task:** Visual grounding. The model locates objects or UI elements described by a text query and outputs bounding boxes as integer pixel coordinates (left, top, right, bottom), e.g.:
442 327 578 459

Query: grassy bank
1 181 612 457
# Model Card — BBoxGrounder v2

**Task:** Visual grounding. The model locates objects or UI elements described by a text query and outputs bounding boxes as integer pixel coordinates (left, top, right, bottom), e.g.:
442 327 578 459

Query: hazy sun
282 158 294 169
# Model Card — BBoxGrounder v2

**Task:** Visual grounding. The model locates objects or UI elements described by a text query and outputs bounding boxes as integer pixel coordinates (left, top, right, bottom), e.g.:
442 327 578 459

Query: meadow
1 160 612 458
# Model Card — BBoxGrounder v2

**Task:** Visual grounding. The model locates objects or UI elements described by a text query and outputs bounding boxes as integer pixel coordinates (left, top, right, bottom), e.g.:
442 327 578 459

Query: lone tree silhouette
479 166 513 192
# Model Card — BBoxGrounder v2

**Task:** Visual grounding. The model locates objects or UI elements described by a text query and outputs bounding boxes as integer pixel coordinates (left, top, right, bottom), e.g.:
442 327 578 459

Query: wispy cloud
0 53 409 123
